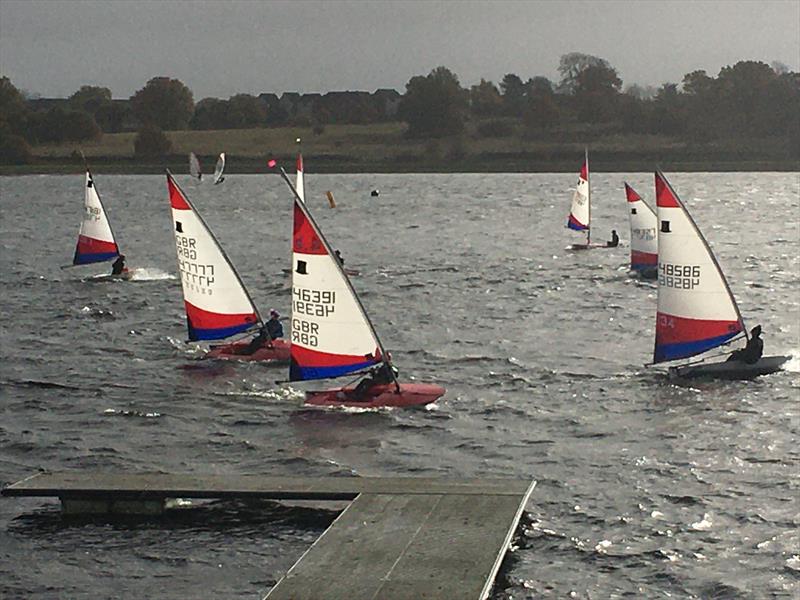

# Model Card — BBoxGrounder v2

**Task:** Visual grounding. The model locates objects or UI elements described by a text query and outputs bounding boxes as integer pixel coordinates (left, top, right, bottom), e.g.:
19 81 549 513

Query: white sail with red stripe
71 171 121 265
567 149 590 243
653 171 745 363
289 184 384 381
625 182 658 272
166 172 260 341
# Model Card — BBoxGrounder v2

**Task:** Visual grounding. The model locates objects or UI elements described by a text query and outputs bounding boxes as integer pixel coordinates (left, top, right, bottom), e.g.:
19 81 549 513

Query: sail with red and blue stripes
567 151 590 234
167 172 260 341
289 187 383 381
625 182 658 272
72 171 121 265
653 171 744 363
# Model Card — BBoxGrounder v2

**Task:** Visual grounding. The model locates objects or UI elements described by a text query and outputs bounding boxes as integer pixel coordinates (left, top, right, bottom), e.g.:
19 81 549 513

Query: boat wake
127 267 176 281
781 352 800 372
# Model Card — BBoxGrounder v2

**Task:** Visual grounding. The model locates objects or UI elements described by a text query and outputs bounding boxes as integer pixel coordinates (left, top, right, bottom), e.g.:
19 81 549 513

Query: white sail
72 171 121 265
296 153 305 203
289 181 383 381
653 171 744 363
189 152 202 181
567 150 590 241
625 182 658 272
167 172 259 341
213 153 225 185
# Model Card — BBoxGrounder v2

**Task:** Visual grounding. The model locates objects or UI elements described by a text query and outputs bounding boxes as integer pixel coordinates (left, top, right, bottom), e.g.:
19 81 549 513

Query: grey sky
1 0 798 100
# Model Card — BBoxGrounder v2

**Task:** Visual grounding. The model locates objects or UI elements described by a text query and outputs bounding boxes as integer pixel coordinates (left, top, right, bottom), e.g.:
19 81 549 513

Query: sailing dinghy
651 170 789 380
213 153 226 185
625 182 658 279
567 150 616 250
274 163 445 407
166 171 290 362
64 170 132 279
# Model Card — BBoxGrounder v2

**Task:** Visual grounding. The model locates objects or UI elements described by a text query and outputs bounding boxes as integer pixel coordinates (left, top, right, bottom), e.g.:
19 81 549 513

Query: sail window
296 260 307 275
661 220 671 233
176 222 183 233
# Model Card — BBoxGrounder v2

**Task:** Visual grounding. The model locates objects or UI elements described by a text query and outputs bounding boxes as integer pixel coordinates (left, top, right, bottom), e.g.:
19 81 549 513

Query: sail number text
291 287 336 347
633 227 656 241
292 287 336 317
292 319 319 347
659 262 700 289
174 235 215 291
83 205 101 222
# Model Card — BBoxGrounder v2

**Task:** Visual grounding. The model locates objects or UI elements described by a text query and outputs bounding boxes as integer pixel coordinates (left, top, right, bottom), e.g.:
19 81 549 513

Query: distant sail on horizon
213 153 225 185
189 152 202 181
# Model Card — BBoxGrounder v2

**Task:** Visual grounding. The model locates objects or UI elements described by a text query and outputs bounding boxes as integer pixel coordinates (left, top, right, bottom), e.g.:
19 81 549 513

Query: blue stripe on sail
567 216 588 231
290 358 379 382
654 331 740 363
631 263 657 272
73 251 119 265
188 322 255 342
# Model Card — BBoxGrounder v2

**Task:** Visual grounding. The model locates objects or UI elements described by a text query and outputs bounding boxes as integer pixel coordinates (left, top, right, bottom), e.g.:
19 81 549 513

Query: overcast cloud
1 0 798 99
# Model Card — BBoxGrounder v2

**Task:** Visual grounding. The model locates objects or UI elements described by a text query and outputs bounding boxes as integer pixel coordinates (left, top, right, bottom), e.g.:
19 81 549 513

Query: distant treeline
1 52 798 164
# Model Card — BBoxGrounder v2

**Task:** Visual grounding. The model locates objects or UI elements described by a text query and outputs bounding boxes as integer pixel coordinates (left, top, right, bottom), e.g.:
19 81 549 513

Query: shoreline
2 156 798 175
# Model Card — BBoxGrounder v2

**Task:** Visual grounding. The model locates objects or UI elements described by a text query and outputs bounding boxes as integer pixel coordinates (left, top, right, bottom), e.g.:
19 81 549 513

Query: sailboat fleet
61 148 791 409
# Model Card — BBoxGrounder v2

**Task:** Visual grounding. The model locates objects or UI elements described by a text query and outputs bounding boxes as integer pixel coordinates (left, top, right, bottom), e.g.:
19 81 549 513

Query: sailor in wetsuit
242 325 270 355
266 309 284 339
607 230 619 247
242 310 283 355
111 254 126 275
334 249 345 266
727 325 763 364
351 361 398 401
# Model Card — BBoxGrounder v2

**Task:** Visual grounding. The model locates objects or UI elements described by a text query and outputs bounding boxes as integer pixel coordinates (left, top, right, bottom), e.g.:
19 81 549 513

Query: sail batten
166 172 260 342
72 171 121 265
653 171 745 364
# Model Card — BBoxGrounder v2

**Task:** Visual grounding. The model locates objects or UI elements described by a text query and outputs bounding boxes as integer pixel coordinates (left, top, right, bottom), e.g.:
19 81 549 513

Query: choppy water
1 171 798 599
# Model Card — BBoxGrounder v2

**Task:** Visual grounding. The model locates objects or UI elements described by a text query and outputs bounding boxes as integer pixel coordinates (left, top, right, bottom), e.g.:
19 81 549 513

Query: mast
585 147 591 245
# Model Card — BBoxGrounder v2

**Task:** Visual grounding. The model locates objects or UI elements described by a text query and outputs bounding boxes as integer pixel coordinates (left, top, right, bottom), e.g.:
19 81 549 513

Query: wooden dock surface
2 472 536 600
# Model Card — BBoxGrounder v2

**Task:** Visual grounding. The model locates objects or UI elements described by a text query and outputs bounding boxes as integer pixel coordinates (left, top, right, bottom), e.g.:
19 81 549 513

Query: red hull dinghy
274 156 446 408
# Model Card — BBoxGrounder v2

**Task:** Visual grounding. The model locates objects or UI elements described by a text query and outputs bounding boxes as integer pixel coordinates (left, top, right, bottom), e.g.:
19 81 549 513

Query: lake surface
1 171 798 599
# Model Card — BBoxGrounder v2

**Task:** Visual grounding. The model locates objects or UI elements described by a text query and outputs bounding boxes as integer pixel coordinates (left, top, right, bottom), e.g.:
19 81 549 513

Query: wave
127 267 176 281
